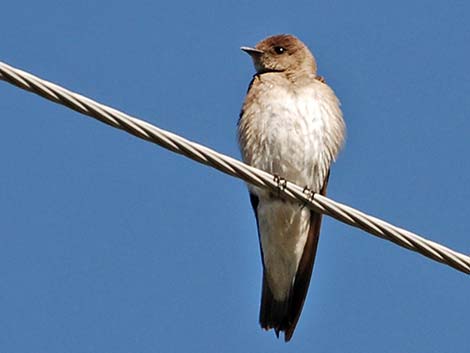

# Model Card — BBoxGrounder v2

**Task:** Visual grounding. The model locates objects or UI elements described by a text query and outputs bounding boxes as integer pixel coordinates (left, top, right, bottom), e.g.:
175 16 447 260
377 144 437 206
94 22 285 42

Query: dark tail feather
258 209 323 342
259 172 330 342
259 275 290 337
284 209 323 341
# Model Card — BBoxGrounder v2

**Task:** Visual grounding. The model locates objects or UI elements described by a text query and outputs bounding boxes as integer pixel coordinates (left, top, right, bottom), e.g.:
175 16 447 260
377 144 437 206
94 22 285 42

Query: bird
238 34 346 341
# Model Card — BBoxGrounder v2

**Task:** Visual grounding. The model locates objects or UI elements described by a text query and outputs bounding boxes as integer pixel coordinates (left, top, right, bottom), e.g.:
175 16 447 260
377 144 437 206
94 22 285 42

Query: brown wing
284 170 330 341
253 171 331 342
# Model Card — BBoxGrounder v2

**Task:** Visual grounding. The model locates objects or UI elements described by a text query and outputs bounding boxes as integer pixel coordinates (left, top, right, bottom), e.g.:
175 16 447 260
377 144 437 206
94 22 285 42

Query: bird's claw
302 186 316 208
273 175 287 197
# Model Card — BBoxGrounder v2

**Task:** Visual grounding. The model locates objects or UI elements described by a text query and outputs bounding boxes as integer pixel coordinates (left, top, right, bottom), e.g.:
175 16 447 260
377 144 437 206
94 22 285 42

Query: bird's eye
274 46 286 54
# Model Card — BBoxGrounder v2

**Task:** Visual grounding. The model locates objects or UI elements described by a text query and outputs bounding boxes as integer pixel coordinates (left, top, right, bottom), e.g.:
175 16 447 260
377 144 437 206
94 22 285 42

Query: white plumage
239 73 345 300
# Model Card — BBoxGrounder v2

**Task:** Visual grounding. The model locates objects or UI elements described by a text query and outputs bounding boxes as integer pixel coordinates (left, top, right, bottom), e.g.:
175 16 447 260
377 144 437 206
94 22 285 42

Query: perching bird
238 34 345 341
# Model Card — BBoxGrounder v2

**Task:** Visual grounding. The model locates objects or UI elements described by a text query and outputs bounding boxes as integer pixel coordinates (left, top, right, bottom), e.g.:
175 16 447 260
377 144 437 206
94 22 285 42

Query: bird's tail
259 208 324 342
259 275 290 338
258 172 330 342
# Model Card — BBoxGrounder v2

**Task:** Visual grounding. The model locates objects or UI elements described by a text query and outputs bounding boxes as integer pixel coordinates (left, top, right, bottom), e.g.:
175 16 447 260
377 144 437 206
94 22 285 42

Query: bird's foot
302 186 316 208
315 75 326 84
273 175 287 197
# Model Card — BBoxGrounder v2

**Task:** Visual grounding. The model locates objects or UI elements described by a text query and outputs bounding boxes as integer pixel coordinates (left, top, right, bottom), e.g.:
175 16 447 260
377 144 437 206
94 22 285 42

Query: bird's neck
284 68 318 87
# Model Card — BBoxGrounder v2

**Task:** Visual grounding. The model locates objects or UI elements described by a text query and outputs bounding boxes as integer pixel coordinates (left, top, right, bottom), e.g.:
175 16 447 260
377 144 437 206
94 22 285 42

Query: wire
1 60 469 274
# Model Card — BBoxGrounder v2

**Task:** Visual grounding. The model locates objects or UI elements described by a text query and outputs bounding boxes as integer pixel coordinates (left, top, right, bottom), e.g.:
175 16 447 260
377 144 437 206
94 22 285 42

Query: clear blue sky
1 1 469 352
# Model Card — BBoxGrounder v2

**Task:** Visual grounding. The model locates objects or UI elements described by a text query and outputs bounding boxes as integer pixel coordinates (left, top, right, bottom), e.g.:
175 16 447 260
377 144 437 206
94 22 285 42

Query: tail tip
260 323 295 342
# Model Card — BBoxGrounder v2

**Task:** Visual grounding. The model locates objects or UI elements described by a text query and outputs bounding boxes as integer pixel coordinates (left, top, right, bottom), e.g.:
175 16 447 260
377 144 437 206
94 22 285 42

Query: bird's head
241 34 317 76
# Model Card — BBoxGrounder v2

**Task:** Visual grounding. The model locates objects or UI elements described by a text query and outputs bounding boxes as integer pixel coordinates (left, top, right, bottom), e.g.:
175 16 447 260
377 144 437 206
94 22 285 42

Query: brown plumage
239 34 345 341
253 172 329 341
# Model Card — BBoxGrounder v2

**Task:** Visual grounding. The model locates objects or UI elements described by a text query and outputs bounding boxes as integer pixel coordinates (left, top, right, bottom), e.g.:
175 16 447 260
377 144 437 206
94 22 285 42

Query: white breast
238 77 345 300
240 81 342 193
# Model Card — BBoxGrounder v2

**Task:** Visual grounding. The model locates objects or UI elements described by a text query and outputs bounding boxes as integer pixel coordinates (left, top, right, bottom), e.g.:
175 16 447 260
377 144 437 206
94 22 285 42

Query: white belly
239 80 344 299
245 84 332 193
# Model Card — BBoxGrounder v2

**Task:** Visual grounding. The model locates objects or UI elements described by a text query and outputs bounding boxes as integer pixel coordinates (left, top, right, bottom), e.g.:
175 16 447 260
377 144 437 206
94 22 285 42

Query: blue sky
1 1 469 352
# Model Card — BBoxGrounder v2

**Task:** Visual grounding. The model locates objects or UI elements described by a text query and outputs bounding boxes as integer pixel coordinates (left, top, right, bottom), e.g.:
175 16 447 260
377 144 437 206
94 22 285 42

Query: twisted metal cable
1 60 469 274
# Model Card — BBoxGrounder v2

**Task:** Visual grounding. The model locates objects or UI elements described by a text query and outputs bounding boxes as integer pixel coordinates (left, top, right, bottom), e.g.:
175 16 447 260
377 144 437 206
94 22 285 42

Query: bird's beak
240 46 264 56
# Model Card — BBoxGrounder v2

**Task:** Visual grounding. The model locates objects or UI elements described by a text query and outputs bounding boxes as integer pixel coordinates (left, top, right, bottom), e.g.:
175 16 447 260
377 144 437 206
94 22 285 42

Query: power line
0 60 469 274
